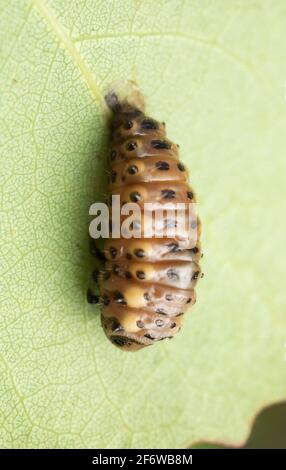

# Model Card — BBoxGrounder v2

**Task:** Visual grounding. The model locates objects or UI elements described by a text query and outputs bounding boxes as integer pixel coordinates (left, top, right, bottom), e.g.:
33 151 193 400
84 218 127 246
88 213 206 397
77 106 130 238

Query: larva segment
118 181 195 205
103 260 200 290
104 237 202 262
95 93 201 351
109 155 188 186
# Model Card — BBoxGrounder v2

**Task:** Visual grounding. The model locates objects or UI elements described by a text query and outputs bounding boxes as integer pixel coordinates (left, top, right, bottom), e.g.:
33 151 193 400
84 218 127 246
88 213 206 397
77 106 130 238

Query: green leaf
0 0 285 449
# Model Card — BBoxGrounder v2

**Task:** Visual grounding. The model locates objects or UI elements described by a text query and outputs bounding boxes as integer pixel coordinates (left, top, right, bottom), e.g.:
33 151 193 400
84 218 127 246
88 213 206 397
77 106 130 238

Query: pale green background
0 0 285 448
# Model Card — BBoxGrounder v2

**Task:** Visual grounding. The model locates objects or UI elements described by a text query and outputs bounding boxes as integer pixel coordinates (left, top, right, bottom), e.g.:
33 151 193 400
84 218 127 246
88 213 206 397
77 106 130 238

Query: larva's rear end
96 94 202 351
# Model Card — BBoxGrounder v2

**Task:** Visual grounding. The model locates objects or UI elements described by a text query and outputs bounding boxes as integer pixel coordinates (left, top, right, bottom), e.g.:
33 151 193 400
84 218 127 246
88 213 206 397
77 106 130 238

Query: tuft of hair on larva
104 80 146 114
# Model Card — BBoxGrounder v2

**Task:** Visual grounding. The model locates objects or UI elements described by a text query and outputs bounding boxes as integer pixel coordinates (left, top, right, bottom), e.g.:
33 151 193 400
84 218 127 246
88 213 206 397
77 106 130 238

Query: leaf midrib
31 0 108 115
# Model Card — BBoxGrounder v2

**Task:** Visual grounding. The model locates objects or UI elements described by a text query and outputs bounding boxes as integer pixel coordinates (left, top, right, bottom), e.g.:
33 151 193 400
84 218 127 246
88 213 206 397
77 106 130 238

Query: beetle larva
88 88 202 351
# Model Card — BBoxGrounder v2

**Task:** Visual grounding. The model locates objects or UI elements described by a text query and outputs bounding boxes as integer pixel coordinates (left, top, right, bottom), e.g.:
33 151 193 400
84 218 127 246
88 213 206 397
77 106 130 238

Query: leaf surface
0 0 286 448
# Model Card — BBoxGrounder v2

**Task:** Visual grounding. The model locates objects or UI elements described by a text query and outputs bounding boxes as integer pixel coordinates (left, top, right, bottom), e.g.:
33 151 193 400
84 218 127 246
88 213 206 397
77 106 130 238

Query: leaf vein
31 0 108 115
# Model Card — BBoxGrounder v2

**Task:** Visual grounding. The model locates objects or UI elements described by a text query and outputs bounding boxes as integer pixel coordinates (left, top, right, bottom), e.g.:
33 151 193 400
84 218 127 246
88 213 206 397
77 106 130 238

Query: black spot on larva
155 318 164 327
191 221 197 230
130 191 141 202
123 120 133 130
126 253 132 260
151 140 171 150
127 164 138 175
141 118 158 130
92 268 99 282
126 141 137 151
96 222 103 232
110 150 116 160
155 160 170 170
110 336 130 347
136 270 145 280
137 320 144 328
191 246 199 254
111 335 143 347
109 246 117 259
125 271 132 279
165 294 173 301
177 162 185 171
155 308 167 315
112 264 120 274
167 242 180 253
192 271 200 281
144 292 151 301
134 248 145 258
103 271 111 281
170 322 176 329
187 191 194 200
162 122 166 127
87 289 99 304
164 219 177 229
114 291 127 305
201 273 205 278
110 318 124 332
186 297 192 304
161 189 176 199
111 170 117 183
102 294 110 306
90 240 106 260
167 268 179 280
144 333 155 340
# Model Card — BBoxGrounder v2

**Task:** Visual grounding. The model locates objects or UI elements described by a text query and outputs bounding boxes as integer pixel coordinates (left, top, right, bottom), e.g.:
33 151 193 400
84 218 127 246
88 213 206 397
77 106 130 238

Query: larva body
93 93 202 351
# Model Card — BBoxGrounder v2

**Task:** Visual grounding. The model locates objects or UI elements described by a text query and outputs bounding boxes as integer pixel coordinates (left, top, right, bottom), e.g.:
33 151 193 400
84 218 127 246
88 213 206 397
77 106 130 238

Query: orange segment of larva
109 155 187 187
90 89 202 351
104 238 201 263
